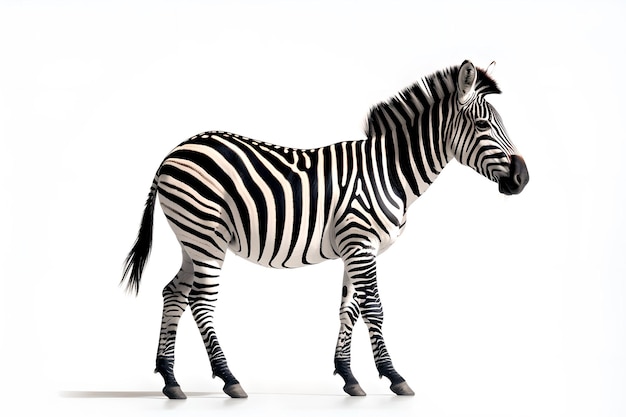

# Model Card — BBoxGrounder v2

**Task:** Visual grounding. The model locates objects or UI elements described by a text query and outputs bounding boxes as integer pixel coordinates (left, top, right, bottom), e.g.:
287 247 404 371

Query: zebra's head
448 60 529 195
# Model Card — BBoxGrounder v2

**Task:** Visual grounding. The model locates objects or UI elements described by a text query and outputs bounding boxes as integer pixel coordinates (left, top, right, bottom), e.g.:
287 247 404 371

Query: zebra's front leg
339 244 414 396
334 272 366 396
155 250 195 399
188 259 247 399
361 277 415 396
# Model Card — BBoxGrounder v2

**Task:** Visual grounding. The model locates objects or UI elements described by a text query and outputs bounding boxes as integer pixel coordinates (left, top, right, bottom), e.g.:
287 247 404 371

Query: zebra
122 60 529 399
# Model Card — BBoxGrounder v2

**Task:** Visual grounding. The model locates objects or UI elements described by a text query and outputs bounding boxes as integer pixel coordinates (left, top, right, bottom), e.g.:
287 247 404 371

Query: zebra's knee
188 289 216 313
187 292 202 310
361 300 384 327
339 292 360 323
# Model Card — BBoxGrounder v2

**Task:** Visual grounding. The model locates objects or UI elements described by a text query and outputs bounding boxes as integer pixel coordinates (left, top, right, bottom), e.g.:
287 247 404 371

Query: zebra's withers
122 60 528 399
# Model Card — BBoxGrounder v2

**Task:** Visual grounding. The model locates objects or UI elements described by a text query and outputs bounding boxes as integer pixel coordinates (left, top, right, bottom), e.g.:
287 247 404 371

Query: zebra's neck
364 85 455 207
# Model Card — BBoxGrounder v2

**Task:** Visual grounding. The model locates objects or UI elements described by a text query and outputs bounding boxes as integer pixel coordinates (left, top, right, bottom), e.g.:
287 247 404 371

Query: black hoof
163 384 187 399
343 383 366 396
224 383 248 398
390 381 415 396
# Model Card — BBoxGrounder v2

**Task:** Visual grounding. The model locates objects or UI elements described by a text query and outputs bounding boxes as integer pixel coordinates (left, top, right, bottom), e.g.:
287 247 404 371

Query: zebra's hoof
163 384 187 399
343 383 366 396
390 381 415 396
224 383 248 398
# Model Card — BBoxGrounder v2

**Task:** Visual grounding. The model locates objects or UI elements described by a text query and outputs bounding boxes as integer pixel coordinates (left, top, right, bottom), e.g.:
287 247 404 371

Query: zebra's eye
475 119 490 131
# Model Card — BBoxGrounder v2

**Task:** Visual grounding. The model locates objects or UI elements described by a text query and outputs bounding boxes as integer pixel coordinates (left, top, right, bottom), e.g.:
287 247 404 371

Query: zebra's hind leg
155 248 195 399
187 244 248 399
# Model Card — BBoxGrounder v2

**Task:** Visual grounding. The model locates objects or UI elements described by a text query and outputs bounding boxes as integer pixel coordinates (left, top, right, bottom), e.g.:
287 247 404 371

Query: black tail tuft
121 178 158 295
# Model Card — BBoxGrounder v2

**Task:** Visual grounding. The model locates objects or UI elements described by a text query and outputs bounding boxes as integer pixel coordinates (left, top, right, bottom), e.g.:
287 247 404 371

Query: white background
1 1 625 416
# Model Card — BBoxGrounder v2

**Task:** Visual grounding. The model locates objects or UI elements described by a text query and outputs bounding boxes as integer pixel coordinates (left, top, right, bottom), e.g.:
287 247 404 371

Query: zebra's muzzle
497 155 529 195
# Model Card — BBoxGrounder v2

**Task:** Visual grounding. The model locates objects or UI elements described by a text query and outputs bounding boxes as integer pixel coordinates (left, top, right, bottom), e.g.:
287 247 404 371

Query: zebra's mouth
497 155 529 195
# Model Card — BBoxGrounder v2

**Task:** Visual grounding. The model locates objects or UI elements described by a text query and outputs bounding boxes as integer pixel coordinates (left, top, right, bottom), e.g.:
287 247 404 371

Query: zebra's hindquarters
156 163 235 259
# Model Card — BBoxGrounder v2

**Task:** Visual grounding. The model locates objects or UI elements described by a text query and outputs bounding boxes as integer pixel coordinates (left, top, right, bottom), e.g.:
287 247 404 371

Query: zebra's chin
497 155 529 195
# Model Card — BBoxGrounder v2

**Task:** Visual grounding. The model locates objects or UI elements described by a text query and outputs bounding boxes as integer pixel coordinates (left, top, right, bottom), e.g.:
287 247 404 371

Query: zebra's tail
121 176 159 295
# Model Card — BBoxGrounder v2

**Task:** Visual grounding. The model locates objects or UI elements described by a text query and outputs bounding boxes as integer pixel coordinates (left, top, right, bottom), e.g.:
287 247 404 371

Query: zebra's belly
227 223 341 269
226 214 406 269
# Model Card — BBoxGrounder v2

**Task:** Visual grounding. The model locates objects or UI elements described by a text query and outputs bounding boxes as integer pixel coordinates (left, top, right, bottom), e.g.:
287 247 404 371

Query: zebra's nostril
499 154 529 195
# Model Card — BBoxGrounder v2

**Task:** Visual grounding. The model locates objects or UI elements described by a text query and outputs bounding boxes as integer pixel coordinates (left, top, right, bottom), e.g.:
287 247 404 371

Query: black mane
365 64 501 137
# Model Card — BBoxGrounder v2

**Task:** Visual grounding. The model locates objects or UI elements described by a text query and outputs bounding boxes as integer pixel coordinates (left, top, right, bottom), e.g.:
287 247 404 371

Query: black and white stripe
122 60 528 399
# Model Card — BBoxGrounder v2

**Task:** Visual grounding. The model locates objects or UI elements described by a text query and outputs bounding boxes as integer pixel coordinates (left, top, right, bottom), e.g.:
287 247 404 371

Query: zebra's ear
457 60 477 105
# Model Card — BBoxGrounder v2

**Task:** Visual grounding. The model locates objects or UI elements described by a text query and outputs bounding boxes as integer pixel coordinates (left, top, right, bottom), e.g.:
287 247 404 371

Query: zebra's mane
365 64 500 137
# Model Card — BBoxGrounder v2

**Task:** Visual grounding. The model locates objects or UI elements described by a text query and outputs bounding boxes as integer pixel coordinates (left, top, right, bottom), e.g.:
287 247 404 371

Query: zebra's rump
155 131 348 268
